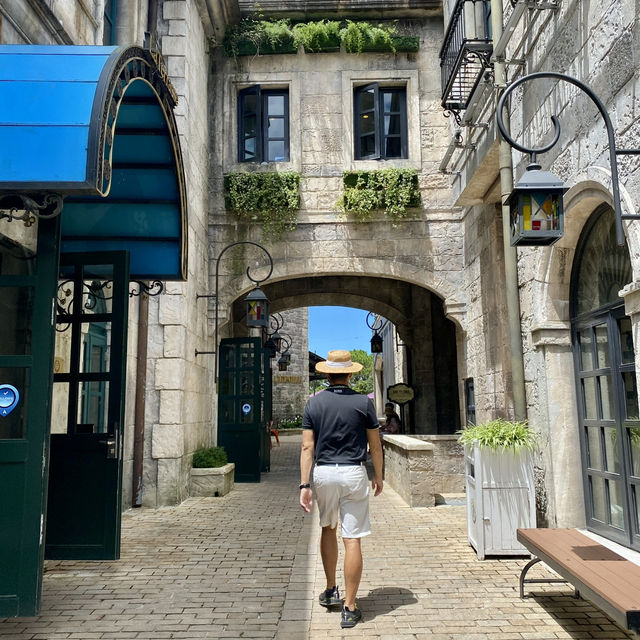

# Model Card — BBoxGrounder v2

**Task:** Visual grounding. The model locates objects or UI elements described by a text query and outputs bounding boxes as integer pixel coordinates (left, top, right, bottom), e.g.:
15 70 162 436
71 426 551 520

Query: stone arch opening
227 274 462 434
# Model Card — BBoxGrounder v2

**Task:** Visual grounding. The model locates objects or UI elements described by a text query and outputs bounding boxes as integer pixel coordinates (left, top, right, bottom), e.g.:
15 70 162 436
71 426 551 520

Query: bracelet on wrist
299 483 311 490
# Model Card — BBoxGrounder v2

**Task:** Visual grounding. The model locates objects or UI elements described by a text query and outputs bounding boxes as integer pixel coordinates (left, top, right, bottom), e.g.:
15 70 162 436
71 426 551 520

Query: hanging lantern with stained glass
245 286 269 327
507 163 568 246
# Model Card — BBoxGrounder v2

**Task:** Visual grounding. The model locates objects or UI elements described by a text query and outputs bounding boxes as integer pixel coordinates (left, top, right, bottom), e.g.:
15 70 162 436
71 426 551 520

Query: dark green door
218 338 263 482
45 251 129 560
0 217 60 617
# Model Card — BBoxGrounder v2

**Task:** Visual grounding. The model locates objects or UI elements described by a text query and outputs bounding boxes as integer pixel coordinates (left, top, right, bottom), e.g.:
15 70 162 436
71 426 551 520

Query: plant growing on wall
224 172 301 239
339 20 396 53
223 17 295 56
340 169 420 222
222 18 418 57
292 20 341 52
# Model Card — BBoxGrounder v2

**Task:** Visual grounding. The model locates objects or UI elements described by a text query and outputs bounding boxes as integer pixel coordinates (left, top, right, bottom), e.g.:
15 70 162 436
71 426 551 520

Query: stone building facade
4 0 640 564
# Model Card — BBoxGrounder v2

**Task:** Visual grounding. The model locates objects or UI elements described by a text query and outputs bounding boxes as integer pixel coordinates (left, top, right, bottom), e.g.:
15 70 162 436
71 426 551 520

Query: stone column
531 323 585 528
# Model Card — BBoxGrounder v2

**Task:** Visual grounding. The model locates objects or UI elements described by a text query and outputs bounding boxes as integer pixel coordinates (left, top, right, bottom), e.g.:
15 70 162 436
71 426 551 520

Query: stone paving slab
0 436 637 639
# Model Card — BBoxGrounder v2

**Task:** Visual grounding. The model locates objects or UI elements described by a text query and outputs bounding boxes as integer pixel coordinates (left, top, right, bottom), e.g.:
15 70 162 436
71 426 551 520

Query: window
238 86 290 163
464 378 476 426
354 84 407 160
103 0 117 45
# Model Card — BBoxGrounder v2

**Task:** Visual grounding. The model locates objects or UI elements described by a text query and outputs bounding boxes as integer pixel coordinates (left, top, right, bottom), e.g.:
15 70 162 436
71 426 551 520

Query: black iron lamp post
497 71 640 247
366 312 386 354
196 241 273 382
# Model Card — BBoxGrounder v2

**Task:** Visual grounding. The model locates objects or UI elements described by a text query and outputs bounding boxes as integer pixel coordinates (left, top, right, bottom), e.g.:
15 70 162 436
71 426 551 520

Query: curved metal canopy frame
0 45 187 280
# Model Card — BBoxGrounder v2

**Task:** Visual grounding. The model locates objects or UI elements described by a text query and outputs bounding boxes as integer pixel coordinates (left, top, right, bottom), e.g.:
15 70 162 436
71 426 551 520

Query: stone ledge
383 434 435 451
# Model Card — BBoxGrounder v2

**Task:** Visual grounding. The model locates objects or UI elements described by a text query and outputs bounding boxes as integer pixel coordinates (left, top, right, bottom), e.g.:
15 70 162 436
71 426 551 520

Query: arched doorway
571 205 640 549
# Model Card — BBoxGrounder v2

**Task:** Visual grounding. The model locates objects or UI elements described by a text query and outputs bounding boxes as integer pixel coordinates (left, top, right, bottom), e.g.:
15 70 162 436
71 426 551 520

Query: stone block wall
271 308 309 420
142 0 214 506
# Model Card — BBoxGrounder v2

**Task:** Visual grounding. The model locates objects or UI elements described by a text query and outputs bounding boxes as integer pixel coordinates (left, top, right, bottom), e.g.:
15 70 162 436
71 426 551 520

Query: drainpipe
491 0 527 421
132 291 149 507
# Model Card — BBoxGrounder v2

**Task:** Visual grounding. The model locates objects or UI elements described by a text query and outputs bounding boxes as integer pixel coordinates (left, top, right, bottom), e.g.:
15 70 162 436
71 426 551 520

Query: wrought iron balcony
440 0 493 121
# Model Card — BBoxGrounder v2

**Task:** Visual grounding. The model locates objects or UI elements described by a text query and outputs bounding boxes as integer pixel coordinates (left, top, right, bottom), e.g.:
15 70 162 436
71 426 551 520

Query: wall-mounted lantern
366 311 387 354
245 286 269 327
507 163 568 247
370 332 383 354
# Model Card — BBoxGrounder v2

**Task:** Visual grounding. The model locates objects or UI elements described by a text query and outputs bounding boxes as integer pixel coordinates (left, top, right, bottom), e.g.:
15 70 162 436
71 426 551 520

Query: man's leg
342 537 363 610
320 525 338 589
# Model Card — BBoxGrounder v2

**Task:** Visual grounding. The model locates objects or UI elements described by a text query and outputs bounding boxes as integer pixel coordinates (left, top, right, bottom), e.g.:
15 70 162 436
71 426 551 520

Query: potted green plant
458 419 537 559
189 446 235 497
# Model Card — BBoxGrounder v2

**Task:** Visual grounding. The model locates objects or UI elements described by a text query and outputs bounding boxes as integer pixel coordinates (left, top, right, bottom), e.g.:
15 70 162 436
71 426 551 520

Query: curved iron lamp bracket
497 71 640 246
206 242 274 381
366 311 388 332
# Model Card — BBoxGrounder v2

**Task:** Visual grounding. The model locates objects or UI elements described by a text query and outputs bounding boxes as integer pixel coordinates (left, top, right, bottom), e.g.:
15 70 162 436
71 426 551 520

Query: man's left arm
365 400 383 496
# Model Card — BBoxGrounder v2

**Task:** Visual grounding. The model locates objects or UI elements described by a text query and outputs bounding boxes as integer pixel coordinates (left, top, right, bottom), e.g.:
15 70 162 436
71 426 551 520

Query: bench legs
519 557 575 599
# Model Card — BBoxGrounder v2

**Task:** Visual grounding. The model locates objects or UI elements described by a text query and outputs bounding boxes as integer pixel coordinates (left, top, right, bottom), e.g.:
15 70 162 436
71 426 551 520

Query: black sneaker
319 585 342 607
340 604 362 628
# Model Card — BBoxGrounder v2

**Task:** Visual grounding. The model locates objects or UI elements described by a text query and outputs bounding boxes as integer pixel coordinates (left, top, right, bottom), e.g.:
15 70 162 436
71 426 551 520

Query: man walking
299 350 384 629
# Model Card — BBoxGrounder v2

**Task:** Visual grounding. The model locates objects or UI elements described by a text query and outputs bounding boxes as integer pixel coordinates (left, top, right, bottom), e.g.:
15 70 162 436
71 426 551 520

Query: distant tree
350 349 374 395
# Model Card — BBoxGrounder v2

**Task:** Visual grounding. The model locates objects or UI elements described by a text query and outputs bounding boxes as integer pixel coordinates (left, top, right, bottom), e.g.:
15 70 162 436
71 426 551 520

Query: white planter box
465 443 535 559
189 463 235 497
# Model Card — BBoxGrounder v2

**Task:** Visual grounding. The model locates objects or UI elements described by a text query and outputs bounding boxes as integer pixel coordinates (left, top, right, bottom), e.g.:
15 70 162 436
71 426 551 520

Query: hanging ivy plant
340 169 421 222
224 172 301 239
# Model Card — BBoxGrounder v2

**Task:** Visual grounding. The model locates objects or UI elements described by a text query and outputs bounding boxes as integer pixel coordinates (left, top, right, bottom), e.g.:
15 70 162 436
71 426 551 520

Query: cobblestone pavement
1 434 635 639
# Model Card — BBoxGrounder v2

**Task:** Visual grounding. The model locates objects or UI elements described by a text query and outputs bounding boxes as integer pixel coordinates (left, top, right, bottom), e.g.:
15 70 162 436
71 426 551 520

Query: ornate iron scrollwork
129 280 165 297
0 193 64 226
55 279 114 332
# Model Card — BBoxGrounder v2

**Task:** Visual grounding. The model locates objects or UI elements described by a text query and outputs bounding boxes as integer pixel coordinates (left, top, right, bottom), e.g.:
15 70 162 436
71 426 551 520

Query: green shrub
223 17 295 57
192 447 228 468
340 20 396 53
224 172 301 239
457 419 538 452
292 20 341 52
279 416 303 429
340 169 420 222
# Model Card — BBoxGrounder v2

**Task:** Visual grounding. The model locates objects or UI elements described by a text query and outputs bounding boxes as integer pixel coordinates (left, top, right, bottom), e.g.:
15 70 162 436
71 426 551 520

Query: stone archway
227 274 463 434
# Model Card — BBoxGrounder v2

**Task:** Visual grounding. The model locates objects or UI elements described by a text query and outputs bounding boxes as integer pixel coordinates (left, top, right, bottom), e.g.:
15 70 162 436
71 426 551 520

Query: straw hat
315 350 363 374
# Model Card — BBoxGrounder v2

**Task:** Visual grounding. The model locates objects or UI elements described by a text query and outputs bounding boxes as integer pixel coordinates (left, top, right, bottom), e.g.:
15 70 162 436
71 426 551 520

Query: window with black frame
238 86 290 163
354 83 407 160
103 0 117 45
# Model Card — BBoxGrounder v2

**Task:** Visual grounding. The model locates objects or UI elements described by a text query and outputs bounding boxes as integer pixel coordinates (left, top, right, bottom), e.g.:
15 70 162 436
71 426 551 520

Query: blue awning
0 45 187 280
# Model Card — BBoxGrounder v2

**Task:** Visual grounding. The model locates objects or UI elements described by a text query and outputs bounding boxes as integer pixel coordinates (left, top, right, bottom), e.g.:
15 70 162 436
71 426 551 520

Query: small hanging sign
0 384 20 417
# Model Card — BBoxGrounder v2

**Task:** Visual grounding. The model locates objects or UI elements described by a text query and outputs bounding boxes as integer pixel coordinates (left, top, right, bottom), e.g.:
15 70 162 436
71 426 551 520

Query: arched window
571 206 640 549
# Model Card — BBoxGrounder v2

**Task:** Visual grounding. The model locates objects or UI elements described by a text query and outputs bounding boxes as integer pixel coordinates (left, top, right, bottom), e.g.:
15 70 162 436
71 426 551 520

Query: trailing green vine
339 169 420 222
224 172 301 239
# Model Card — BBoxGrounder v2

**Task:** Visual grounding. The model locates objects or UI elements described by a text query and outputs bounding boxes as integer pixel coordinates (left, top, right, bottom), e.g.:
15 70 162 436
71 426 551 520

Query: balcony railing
439 0 493 119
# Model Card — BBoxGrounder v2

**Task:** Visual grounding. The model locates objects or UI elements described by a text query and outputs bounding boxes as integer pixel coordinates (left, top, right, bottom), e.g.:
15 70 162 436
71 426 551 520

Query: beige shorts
313 463 371 538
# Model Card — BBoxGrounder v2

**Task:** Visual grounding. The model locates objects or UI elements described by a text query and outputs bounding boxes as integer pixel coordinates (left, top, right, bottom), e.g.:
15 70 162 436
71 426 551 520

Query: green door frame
0 217 61 617
45 251 129 560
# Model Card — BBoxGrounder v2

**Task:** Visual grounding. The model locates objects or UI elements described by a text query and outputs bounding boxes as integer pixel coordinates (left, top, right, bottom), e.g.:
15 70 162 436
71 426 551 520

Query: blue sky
308 306 372 357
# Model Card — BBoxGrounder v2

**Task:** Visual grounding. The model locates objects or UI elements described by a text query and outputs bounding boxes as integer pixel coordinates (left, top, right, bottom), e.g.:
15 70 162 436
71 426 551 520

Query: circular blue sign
0 384 19 417
241 403 252 415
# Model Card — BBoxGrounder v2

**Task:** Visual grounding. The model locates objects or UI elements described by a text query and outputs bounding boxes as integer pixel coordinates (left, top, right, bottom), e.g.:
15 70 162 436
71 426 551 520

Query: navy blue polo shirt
302 385 380 465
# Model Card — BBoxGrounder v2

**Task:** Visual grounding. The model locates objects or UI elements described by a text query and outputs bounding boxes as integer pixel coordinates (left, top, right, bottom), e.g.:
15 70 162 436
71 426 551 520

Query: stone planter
189 463 235 497
465 443 535 559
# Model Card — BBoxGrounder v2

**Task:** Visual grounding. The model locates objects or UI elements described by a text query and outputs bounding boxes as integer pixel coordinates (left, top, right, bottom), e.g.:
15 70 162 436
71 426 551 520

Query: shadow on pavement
358 587 418 622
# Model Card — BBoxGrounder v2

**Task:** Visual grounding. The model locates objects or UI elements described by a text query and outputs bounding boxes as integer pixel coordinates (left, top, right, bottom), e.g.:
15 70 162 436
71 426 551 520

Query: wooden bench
518 528 640 634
